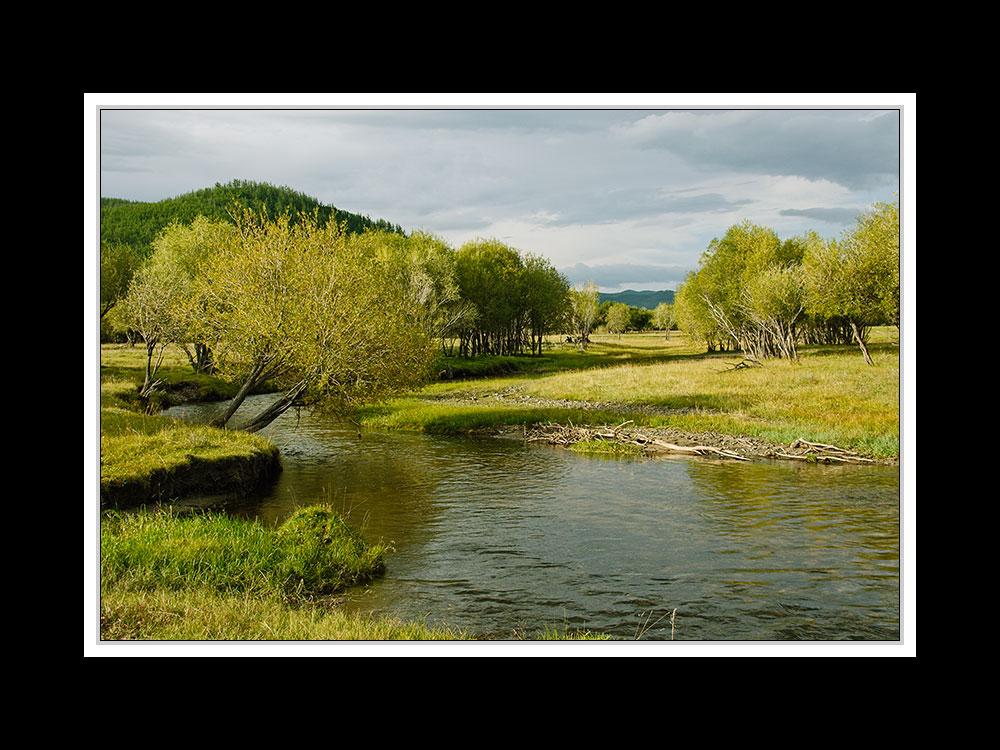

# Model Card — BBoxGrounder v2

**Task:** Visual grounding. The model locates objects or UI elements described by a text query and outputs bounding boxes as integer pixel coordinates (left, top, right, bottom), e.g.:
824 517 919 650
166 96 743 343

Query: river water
163 396 901 642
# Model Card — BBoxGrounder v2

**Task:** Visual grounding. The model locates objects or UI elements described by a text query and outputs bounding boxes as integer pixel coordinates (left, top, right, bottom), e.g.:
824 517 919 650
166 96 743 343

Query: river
163 395 901 642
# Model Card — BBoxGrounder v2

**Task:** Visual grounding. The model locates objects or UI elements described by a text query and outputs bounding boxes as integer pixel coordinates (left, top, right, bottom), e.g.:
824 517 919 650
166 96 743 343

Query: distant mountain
598 289 675 310
100 179 404 255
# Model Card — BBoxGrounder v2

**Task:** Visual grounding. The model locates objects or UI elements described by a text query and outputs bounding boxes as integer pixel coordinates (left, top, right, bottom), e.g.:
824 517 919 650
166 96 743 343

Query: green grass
100 504 471 640
358 332 901 460
570 439 644 457
102 505 390 599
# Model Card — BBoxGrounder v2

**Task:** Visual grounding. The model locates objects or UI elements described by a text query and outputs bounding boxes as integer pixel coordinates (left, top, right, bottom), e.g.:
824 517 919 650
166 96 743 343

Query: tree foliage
184 209 434 431
678 202 899 365
100 241 142 319
652 301 676 338
453 239 569 357
568 281 600 349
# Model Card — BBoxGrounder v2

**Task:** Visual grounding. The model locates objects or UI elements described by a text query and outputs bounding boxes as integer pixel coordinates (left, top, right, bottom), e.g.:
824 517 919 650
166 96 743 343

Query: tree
675 270 727 352
652 301 676 339
148 216 235 374
605 302 630 339
522 254 570 355
628 305 653 333
742 264 806 361
803 201 899 365
116 252 188 397
100 241 142 319
189 208 434 432
568 281 600 349
454 239 526 357
680 221 806 360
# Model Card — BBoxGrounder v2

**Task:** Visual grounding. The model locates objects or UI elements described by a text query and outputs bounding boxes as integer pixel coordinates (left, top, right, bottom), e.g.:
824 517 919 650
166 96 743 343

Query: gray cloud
616 109 899 190
560 262 689 289
779 206 864 225
534 190 755 228
96 103 903 281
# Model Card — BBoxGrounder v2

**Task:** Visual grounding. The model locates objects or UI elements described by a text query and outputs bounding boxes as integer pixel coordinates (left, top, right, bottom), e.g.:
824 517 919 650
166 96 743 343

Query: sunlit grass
361 332 901 459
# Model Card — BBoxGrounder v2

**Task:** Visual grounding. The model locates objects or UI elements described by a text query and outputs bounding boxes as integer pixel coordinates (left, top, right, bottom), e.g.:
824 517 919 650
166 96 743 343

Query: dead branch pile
524 420 750 461
776 438 875 464
523 423 879 465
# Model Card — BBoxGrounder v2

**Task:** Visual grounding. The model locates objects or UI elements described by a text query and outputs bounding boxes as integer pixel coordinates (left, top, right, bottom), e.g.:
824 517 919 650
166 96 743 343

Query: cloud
615 109 899 190
560 262 689 290
531 190 755 228
779 206 865 225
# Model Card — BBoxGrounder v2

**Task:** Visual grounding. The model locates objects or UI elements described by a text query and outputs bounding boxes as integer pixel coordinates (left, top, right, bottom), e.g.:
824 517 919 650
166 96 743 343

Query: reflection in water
163 396 900 641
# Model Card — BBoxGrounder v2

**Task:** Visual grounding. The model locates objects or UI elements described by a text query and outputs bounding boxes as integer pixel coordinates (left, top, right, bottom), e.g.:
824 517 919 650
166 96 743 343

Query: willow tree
116 250 188 397
568 281 600 349
680 221 805 360
100 240 142 319
605 302 630 339
148 216 235 374
189 209 435 432
803 201 899 366
522 254 569 355
652 301 676 339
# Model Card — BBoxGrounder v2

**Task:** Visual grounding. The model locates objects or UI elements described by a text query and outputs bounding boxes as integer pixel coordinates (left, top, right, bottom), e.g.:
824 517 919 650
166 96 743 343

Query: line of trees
106 208 437 432
452 239 570 357
103 209 580 432
675 200 899 365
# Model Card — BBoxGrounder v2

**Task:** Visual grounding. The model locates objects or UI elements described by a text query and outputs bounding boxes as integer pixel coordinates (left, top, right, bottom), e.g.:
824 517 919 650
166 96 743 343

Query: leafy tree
652 301 676 339
803 201 899 365
454 239 526 357
568 281 600 349
100 241 142 319
521 254 570 355
742 264 806 361
675 270 727 352
681 221 805 360
628 305 653 332
116 252 189 397
605 302 630 339
188 209 434 432
148 216 235 374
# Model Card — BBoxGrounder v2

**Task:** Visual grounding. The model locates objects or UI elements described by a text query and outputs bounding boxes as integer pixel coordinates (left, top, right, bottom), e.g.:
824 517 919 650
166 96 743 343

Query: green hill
100 180 404 256
598 289 675 310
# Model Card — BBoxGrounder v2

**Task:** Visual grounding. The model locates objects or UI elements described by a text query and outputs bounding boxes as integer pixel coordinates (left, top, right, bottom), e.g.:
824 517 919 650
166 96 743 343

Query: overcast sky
94 95 906 293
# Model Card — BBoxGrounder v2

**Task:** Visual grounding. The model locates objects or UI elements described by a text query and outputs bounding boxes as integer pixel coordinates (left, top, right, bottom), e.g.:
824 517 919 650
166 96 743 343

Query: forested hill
100 180 405 253
598 289 675 309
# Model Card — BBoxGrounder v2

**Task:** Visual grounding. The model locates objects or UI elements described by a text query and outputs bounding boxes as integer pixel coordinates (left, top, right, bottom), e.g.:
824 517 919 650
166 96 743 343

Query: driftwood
775 438 875 464
525 421 749 461
717 357 763 373
524 425 875 464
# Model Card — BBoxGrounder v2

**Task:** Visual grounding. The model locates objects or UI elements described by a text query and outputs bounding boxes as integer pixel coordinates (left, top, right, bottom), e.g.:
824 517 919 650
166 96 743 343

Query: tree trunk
209 360 268 428
850 320 875 366
242 379 309 433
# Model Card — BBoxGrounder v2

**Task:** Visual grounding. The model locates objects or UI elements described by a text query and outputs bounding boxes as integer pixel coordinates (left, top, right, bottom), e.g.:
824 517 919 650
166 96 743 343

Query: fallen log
648 439 749 461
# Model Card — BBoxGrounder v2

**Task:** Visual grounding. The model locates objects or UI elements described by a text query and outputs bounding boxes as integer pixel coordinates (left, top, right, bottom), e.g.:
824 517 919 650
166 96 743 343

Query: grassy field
359 330 901 460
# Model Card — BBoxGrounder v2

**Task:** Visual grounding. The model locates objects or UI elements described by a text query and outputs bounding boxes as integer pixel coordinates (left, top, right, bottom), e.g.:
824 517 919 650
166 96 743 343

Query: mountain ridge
598 289 675 309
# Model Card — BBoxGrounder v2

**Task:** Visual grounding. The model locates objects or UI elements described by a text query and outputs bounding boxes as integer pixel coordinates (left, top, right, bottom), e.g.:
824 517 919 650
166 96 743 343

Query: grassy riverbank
100 375 282 507
358 330 901 461
95 333 898 642
96 344 608 641
100 505 470 640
